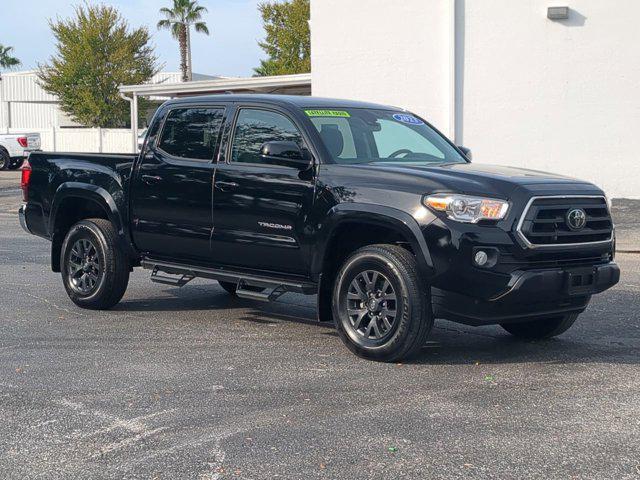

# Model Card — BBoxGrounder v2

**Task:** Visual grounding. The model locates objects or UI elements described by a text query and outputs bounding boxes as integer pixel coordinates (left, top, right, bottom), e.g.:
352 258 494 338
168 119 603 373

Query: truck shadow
114 281 639 366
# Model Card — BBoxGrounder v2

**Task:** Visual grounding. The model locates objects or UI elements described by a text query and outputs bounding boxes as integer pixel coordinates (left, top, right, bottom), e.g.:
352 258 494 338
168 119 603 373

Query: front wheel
501 313 579 340
332 244 432 362
61 218 130 310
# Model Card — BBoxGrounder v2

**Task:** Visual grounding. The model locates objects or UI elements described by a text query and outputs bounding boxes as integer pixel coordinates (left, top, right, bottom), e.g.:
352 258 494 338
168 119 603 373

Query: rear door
130 104 226 263
210 106 317 274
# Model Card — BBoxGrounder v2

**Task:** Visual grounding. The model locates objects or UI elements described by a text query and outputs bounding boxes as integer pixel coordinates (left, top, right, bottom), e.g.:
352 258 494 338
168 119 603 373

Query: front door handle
141 175 162 185
215 181 239 191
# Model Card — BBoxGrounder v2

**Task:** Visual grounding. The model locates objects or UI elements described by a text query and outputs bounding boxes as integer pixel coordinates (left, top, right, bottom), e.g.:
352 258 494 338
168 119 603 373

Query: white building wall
311 0 452 130
311 0 640 198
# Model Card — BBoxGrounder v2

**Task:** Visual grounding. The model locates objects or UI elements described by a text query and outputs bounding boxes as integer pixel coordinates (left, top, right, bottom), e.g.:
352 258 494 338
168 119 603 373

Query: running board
150 266 195 287
236 282 287 302
141 258 317 299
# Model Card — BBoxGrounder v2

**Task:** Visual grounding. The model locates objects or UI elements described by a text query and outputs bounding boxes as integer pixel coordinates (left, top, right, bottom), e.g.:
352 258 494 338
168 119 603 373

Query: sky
1 0 266 77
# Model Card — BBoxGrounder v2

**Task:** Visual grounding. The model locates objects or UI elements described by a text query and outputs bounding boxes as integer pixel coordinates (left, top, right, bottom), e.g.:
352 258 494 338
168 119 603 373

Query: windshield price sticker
305 110 351 118
392 113 424 125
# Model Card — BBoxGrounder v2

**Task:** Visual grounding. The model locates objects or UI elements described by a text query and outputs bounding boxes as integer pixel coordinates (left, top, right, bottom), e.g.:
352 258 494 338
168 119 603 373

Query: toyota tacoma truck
0 132 41 170
18 95 620 361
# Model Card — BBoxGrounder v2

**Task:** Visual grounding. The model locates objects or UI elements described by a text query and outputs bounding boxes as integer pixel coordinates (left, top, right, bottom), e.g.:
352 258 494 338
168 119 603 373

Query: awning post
131 93 139 153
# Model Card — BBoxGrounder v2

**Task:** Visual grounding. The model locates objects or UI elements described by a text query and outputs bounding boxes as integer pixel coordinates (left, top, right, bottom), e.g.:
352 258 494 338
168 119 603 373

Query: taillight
17 137 28 148
21 160 32 202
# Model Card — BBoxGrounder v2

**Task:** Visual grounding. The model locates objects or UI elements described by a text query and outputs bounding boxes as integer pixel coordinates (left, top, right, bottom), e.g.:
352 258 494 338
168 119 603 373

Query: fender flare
312 203 434 278
50 182 125 237
49 183 131 271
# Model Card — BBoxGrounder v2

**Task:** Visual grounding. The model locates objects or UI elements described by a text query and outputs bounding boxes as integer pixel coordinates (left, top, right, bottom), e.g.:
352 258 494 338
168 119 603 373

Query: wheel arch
313 203 434 323
49 183 130 272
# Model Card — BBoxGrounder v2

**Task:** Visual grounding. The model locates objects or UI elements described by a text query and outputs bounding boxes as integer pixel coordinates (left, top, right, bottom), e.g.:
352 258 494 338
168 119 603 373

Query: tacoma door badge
258 221 293 231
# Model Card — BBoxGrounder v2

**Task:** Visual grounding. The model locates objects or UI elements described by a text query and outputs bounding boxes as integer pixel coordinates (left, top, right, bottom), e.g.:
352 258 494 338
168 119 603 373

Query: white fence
7 127 133 153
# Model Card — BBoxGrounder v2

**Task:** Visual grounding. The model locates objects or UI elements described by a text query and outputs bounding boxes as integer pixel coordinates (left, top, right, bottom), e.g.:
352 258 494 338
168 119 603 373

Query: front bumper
19 204 32 234
432 262 620 326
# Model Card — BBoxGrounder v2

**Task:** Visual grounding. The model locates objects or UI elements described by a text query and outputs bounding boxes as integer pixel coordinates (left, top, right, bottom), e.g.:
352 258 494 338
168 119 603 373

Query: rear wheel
0 149 9 170
332 244 432 362
8 158 24 170
61 218 130 309
501 313 579 340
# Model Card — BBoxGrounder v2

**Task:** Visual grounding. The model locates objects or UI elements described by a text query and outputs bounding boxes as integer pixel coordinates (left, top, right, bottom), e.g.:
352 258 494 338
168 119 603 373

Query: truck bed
23 151 137 240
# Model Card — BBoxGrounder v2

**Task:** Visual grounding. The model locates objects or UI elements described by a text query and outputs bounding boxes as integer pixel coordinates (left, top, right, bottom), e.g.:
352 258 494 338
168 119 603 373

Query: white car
0 133 41 170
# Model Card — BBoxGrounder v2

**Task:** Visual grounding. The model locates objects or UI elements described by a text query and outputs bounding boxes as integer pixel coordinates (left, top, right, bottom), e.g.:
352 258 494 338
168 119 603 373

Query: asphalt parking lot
1 171 639 479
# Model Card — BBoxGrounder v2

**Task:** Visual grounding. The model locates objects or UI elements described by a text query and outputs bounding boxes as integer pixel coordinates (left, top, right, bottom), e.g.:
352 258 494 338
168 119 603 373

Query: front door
130 105 225 263
211 107 316 275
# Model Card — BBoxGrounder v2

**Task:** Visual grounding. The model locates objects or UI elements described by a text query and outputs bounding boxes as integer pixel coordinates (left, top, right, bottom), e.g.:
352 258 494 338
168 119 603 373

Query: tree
38 4 158 128
254 0 310 77
0 45 20 70
158 0 210 82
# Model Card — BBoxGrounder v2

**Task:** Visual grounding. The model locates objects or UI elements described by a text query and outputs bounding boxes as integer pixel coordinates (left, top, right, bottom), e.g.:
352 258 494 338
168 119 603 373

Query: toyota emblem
566 208 587 231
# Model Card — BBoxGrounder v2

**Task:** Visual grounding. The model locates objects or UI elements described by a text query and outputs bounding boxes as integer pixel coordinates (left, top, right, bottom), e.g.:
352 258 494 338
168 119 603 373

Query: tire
60 218 130 310
218 281 265 296
332 244 432 362
8 158 23 170
0 149 9 171
501 313 579 340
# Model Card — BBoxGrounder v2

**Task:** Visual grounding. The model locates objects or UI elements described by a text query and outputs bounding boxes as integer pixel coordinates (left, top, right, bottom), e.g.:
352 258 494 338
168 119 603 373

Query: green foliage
38 4 159 128
0 45 20 70
157 0 210 82
254 0 310 77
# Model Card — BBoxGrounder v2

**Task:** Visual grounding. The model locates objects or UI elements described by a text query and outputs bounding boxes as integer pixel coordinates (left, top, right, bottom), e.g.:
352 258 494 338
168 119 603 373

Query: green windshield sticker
305 109 351 118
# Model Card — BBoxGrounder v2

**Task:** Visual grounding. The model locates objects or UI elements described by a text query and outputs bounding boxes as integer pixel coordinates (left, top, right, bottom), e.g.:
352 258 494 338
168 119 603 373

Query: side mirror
458 146 472 161
260 141 312 169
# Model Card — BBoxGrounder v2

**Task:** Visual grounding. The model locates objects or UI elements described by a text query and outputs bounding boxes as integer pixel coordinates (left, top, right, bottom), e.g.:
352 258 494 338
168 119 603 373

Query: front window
306 109 467 165
231 109 304 164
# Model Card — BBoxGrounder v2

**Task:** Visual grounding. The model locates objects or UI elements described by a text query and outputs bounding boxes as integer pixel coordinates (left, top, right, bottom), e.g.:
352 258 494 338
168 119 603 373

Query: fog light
474 250 489 266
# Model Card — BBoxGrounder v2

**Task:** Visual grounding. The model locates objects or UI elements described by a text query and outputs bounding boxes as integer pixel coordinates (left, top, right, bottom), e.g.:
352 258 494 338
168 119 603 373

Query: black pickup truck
19 94 620 361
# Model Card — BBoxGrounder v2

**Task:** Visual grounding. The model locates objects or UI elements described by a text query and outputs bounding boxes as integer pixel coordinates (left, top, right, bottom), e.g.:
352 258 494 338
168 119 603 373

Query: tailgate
26 134 41 150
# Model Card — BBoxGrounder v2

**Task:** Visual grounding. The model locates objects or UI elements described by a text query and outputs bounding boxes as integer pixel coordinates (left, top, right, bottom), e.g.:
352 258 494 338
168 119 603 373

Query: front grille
517 196 613 247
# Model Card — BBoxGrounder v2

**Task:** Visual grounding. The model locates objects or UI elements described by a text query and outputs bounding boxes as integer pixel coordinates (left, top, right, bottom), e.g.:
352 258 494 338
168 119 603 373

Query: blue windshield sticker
392 113 424 125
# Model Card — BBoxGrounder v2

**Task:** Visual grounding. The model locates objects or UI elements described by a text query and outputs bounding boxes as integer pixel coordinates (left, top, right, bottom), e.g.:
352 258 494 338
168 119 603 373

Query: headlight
424 194 509 223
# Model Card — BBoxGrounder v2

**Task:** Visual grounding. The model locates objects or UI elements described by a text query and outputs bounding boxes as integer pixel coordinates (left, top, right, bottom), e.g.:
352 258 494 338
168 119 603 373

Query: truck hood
361 162 600 198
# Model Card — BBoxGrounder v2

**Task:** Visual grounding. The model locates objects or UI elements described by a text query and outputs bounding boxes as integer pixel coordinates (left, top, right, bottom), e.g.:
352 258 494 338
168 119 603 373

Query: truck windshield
306 108 467 165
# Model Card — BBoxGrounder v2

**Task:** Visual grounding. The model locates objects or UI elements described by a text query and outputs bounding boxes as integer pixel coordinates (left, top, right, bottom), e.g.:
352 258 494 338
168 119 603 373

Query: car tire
501 313 579 340
60 218 130 310
8 158 23 170
0 149 9 171
218 281 265 296
332 244 432 362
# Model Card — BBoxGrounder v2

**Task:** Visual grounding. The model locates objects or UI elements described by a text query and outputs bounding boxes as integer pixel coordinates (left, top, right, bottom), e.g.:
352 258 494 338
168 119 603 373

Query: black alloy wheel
345 269 398 341
333 244 433 362
67 238 102 295
61 218 130 310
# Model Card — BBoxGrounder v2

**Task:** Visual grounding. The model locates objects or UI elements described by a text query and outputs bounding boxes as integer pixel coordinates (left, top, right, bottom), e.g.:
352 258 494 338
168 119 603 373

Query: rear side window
158 108 224 161
231 109 303 164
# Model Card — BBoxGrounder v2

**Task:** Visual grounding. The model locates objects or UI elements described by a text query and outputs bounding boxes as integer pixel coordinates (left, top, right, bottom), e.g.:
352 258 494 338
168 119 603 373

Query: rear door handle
215 181 239 191
141 175 162 185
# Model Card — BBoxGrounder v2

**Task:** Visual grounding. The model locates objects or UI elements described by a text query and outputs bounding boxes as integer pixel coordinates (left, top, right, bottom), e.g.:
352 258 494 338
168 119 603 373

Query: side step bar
150 266 195 287
141 258 317 301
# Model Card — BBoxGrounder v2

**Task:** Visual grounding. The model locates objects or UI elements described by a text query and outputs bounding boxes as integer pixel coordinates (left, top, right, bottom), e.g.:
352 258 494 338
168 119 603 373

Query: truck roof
166 94 403 112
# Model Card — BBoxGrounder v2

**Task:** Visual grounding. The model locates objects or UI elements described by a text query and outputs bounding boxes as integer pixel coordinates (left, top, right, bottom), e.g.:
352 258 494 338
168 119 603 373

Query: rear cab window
158 107 225 161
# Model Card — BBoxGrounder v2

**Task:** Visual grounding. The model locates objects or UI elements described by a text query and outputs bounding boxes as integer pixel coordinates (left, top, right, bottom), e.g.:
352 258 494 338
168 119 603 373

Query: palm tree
0 45 20 70
157 0 210 82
